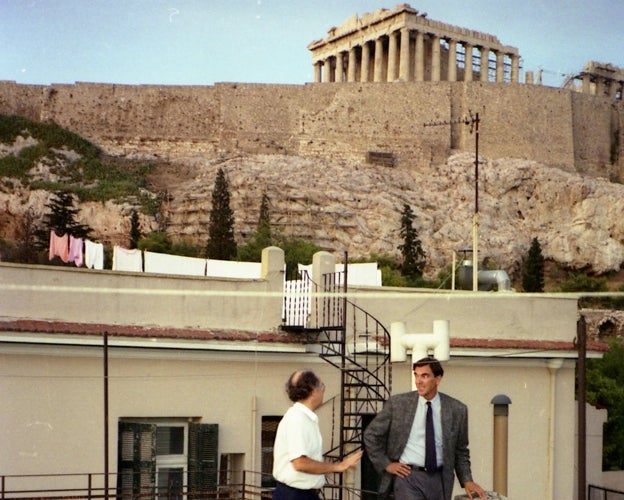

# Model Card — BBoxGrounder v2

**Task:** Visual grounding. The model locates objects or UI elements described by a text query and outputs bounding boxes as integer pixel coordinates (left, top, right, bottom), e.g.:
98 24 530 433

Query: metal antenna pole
472 112 480 291
424 111 481 290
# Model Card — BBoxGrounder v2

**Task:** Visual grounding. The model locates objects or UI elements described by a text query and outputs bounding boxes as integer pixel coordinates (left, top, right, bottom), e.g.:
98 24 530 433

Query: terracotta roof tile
0 319 608 353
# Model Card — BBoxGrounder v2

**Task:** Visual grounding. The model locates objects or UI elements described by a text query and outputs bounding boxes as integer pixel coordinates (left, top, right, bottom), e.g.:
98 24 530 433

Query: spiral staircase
281 265 392 499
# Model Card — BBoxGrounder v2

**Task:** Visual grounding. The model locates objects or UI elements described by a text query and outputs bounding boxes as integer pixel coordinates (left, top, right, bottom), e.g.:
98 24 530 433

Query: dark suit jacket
363 391 474 500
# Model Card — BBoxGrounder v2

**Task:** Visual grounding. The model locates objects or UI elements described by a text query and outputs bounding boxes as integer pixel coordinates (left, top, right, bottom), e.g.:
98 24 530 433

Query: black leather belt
409 464 443 473
276 481 321 496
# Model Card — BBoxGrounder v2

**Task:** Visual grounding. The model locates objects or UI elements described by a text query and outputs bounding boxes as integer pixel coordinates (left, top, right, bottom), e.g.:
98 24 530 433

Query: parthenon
308 4 520 84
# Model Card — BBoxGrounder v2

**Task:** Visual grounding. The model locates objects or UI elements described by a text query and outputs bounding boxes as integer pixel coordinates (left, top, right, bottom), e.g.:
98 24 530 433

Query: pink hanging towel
68 236 84 267
49 231 70 263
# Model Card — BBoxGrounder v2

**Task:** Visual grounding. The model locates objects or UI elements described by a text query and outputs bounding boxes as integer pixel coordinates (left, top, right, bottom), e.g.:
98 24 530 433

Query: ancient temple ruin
308 3 520 83
563 61 624 99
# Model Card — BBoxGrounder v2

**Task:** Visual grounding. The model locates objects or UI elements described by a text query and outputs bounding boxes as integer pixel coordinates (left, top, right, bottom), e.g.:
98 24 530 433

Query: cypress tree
522 237 545 292
398 203 426 280
206 168 237 260
255 193 272 248
129 209 141 249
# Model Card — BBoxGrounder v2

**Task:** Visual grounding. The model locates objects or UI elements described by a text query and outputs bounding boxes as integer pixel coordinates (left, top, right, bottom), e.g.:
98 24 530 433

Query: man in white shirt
272 370 363 499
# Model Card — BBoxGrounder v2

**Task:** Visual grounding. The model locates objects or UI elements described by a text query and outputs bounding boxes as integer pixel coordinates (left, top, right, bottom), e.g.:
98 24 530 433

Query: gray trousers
393 468 444 500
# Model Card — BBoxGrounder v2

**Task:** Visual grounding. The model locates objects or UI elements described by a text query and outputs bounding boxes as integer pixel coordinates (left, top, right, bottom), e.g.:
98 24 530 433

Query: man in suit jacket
363 357 486 500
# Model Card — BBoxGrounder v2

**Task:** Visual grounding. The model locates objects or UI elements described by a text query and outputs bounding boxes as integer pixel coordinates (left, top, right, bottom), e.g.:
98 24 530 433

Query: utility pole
424 111 480 290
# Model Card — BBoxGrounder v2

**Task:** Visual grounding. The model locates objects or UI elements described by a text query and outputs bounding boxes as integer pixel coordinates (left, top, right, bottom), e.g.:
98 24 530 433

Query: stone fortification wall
0 79 622 178
296 83 451 165
453 82 577 169
0 81 43 121
571 92 624 181
37 82 222 159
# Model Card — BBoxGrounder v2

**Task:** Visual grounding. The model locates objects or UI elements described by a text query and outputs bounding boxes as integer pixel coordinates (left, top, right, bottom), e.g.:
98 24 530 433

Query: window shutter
188 423 219 497
116 422 156 499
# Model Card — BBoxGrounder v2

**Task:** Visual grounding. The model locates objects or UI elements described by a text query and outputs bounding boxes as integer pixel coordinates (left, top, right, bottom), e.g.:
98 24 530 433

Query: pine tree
397 203 426 280
206 168 237 260
129 210 141 249
522 237 545 292
35 191 93 248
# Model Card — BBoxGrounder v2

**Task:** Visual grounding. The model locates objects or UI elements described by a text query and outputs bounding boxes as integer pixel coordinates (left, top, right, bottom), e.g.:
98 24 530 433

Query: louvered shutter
116 422 156 499
188 423 218 498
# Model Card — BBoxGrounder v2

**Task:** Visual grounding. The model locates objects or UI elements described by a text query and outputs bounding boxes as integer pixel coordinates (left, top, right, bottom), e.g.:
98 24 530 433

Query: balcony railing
0 471 374 500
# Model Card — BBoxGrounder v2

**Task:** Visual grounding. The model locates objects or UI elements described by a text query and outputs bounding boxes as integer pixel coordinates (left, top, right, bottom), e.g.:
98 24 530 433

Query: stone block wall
571 92 624 180
456 82 576 168
0 79 622 179
0 81 43 121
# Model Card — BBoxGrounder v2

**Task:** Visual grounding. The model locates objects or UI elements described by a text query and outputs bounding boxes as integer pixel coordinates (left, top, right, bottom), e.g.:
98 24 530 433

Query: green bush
0 155 31 179
138 232 173 254
560 273 608 292
18 143 49 164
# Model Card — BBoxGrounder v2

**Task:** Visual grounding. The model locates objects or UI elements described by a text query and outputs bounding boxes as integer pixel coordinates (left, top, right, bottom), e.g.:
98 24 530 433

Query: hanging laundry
144 251 207 277
49 231 70 263
112 245 143 272
68 236 84 267
84 239 105 270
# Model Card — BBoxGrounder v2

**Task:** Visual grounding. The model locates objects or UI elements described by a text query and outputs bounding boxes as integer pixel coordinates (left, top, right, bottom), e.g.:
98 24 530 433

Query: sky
1 0 623 89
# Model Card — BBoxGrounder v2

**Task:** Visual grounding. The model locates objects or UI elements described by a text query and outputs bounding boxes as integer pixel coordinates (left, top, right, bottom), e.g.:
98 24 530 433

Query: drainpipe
251 396 257 477
491 395 511 496
547 358 564 500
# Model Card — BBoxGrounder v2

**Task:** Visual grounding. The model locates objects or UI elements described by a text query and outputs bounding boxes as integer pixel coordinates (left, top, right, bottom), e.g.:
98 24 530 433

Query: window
117 420 218 499
261 416 281 488
218 453 244 499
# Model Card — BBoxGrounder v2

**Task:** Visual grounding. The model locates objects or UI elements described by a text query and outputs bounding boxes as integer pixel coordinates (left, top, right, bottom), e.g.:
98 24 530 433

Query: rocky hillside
1 118 624 285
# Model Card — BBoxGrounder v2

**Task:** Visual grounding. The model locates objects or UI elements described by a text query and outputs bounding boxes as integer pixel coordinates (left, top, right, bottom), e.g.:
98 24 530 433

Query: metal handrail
0 470 374 499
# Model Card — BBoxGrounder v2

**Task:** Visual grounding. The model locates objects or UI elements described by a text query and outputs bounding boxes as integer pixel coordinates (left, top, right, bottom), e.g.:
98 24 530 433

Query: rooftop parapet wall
0 247 286 333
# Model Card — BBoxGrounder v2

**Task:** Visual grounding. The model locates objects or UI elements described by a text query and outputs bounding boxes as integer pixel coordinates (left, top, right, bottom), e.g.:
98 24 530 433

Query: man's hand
464 480 487 499
335 450 363 472
385 462 411 478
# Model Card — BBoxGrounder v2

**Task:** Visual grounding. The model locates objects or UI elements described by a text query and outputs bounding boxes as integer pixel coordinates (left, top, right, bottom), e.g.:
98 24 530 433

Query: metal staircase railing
313 269 391 462
282 264 391 499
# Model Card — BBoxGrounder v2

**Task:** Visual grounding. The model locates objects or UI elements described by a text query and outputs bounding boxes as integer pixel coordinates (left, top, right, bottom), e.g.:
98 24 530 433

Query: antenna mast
424 111 480 290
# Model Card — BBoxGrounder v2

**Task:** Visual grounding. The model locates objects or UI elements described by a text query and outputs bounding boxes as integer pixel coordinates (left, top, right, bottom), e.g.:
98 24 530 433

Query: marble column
374 37 385 82
414 31 425 81
447 39 457 82
399 28 410 81
609 80 619 98
347 47 357 82
510 54 519 83
314 62 322 83
322 58 332 83
387 31 399 82
464 43 473 81
480 47 490 82
361 42 371 82
336 52 344 83
496 51 504 83
431 35 441 81
582 74 591 93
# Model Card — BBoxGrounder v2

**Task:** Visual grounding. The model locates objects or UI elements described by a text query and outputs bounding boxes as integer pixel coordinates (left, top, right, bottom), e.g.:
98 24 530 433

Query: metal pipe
491 395 511 496
103 331 109 500
547 358 563 500
577 316 587 500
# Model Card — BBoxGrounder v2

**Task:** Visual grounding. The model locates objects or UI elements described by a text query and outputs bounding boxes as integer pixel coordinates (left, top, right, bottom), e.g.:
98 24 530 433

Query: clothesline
48 231 104 270
48 231 262 278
